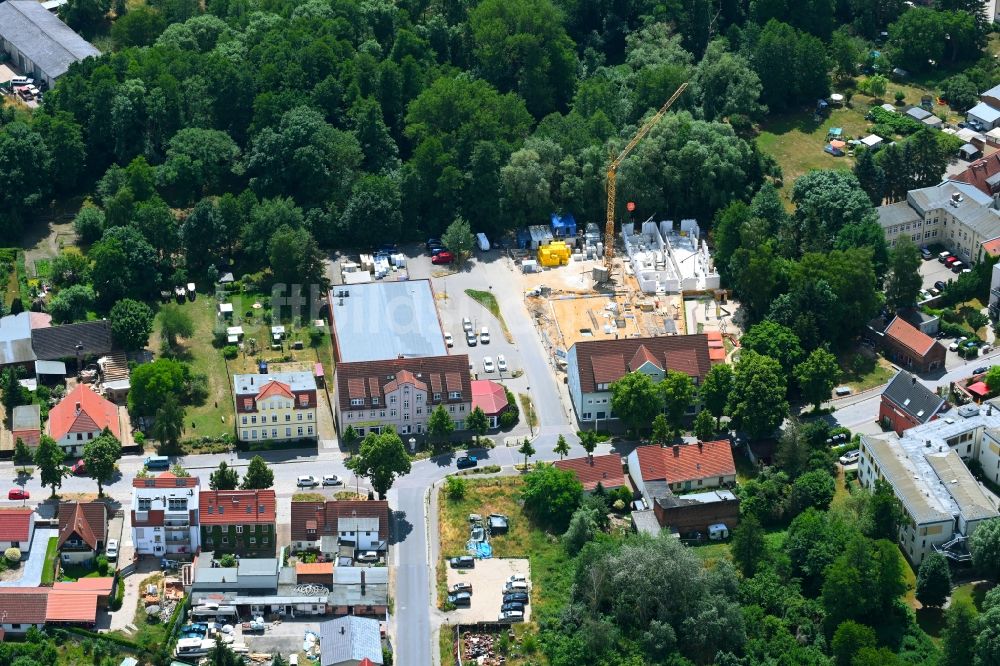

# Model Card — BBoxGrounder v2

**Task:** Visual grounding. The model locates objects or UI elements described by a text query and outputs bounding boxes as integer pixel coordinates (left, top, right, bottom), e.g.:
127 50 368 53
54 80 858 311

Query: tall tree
110 299 154 351
610 372 664 436
730 513 765 577
441 217 475 264
1 367 30 425
159 305 194 352
427 405 455 448
578 430 599 461
728 351 788 439
466 407 490 446
853 148 886 206
35 436 65 498
518 438 536 469
82 430 122 497
240 455 274 490
269 225 324 287
794 348 840 410
942 599 978 666
521 463 583 531
554 434 570 460
660 370 695 435
916 551 952 607
209 461 239 490
741 321 804 374
831 621 876 666
693 409 716 442
152 395 185 452
700 364 734 427
884 237 923 313
651 414 671 446
13 438 32 475
347 429 411 499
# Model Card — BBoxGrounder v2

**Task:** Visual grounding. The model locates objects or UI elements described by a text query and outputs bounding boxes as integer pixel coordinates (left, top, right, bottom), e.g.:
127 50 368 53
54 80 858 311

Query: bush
968 311 989 331
222 345 238 359
110 579 125 610
499 410 518 429
4 547 20 563
894 90 905 104
219 553 237 567
445 475 467 500
308 327 324 347
96 555 109 575
939 321 967 338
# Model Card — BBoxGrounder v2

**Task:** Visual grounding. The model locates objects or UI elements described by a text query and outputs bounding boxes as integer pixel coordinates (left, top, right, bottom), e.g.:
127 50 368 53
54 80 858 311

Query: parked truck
476 232 490 252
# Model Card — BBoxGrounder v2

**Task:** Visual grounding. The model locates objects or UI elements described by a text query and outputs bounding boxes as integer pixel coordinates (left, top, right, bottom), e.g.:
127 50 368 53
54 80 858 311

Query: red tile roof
633 441 736 485
0 508 33 542
132 471 199 488
46 591 99 623
296 562 333 576
629 345 661 371
573 335 713 393
885 316 936 357
52 577 115 594
983 237 1000 258
471 380 508 416
200 490 277 525
954 153 1000 197
290 500 390 543
0 589 48 624
553 454 626 491
256 380 293 401
335 355 471 411
47 384 120 441
58 502 107 551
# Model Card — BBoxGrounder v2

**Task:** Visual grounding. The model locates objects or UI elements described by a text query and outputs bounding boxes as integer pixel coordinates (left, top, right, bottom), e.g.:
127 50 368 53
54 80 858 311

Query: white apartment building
131 471 200 557
877 180 1000 265
858 403 1000 564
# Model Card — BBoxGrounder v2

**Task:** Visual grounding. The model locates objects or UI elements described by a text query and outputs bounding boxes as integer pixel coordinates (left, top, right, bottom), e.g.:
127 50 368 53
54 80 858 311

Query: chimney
672 445 680 457
75 402 81 413
912 374 917 385
697 441 703 452
340 626 346 635
361 569 366 596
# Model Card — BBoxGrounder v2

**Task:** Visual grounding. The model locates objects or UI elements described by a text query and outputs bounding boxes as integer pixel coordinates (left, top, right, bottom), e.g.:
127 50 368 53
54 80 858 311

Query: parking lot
919 253 964 292
446 557 531 624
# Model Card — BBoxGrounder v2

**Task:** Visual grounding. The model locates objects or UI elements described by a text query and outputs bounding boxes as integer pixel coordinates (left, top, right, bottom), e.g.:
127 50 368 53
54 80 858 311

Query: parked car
497 355 507 372
505 580 529 592
503 591 529 604
939 251 952 263
466 331 477 347
920 247 933 260
450 582 473 594
483 357 495 373
457 455 478 469
839 450 861 465
8 488 29 500
71 459 87 475
949 341 960 351
432 251 454 265
498 610 525 623
356 550 379 562
426 238 442 250
377 244 397 255
507 574 527 584
935 280 948 291
105 539 119 562
430 245 447 256
463 318 473 332
444 332 454 348
480 327 490 343
929 287 940 296
322 474 342 486
450 556 475 569
952 262 965 273
974 366 989 375
500 602 525 613
448 592 472 606
296 475 319 488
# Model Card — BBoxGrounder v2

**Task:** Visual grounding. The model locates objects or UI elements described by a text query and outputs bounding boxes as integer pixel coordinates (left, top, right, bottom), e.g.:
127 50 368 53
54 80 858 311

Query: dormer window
448 391 461 400
433 393 441 401
243 399 253 410
299 394 309 407
351 398 363 407
372 397 379 405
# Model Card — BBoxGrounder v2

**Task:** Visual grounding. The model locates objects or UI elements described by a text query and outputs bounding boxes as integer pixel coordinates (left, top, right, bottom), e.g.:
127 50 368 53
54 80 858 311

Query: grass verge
40 536 58 585
436 477 573 626
518 394 537 431
465 289 512 343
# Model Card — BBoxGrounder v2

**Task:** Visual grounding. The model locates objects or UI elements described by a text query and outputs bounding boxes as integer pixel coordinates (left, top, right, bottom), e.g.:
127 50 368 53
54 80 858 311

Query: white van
476 232 490 252
505 580 529 592
708 523 729 541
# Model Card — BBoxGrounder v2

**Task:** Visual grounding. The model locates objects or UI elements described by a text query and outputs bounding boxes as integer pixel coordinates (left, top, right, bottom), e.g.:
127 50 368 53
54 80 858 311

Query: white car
297 475 319 488
839 450 861 466
444 332 454 348
480 327 490 344
462 317 473 332
483 357 495 373
498 610 524 623
322 474 342 486
497 354 507 372
356 550 379 562
105 539 119 562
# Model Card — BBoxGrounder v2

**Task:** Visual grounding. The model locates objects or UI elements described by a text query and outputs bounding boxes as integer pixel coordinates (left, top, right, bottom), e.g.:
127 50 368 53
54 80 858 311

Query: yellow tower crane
605 82 688 271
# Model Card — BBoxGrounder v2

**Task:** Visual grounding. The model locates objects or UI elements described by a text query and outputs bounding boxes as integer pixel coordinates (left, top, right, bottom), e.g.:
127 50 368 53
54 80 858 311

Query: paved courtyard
446 557 531 624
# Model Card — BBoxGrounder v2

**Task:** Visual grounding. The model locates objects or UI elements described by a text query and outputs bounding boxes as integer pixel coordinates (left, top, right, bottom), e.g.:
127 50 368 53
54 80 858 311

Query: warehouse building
0 1 100 88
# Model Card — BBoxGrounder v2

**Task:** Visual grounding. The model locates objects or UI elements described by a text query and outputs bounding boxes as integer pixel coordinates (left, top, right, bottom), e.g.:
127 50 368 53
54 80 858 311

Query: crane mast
604 82 688 271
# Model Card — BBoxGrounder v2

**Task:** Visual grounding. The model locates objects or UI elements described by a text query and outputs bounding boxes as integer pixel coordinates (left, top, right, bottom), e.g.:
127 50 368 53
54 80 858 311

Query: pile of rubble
463 632 507 665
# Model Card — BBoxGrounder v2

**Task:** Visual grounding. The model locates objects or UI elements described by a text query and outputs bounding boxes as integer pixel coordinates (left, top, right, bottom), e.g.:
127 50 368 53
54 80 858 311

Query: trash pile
463 632 506 665
142 580 178 622
303 629 320 660
466 514 493 559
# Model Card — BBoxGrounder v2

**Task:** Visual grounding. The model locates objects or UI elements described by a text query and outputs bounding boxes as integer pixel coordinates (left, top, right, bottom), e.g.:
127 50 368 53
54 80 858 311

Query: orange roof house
0 508 34 547
873 316 947 373
471 380 510 426
627 441 737 495
553 453 627 492
47 384 121 444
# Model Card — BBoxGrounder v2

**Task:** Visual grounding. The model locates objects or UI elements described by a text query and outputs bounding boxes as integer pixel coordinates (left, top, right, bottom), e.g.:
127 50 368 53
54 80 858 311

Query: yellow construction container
538 241 571 266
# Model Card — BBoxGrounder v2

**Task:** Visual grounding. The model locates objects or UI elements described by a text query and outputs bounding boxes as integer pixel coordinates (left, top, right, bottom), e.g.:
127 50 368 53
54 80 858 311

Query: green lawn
689 528 787 565
58 561 105 582
837 349 895 393
465 289 511 342
113 573 170 652
40 536 58 585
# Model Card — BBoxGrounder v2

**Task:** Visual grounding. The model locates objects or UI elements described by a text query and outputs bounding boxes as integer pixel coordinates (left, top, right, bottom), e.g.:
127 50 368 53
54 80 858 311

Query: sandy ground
109 559 161 632
446 558 531 624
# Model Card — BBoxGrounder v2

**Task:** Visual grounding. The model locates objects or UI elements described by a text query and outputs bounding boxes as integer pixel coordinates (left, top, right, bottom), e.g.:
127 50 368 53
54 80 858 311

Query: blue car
456 455 478 469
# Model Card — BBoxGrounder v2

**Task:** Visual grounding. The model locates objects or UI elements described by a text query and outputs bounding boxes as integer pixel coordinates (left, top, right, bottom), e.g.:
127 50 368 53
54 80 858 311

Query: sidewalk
0 528 56 587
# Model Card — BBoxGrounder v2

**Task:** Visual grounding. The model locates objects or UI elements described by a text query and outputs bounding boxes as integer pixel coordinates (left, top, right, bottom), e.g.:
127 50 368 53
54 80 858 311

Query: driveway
920 256 960 291
0 527 56 587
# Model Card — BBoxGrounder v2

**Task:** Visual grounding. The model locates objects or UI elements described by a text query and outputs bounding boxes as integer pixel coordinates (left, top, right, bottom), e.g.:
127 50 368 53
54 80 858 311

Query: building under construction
622 219 720 294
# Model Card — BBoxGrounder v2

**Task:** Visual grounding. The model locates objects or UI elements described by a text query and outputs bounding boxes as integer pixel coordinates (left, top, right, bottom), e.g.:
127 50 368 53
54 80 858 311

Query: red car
945 255 959 266
431 251 454 265
71 459 86 475
8 488 29 500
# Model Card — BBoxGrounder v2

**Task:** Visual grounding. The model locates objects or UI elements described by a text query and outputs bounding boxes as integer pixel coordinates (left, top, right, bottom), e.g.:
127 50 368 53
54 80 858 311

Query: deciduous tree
916 551 952 607
441 217 475 264
521 463 583 530
347 429 411 499
427 405 455 448
611 372 664 436
518 438 536 469
241 455 275 490
83 430 122 497
794 347 840 410
35 436 65 499
13 438 32 475
466 407 489 446
159 304 194 352
110 299 154 351
554 434 570 460
661 370 695 435
971 516 1000 578
152 394 185 452
730 513 765 577
727 351 788 439
942 599 978 666
210 461 239 490
700 364 733 427
885 237 923 313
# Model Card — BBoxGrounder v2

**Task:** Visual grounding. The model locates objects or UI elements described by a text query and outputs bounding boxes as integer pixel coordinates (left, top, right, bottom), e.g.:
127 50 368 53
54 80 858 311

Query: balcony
165 534 190 544
164 519 190 528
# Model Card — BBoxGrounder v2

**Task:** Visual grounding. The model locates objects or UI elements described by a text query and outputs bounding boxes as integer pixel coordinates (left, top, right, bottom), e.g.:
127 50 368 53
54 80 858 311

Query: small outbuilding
961 143 983 160
861 134 884 150
218 303 234 318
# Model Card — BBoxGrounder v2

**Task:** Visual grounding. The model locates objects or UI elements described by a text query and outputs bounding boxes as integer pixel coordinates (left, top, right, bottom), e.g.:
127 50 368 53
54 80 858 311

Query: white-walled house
46 383 123 456
290 500 389 555
131 471 200 557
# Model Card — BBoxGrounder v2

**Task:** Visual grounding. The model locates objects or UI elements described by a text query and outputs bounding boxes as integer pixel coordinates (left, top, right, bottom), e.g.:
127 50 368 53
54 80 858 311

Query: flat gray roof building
320 615 384 665
0 1 100 86
328 280 446 362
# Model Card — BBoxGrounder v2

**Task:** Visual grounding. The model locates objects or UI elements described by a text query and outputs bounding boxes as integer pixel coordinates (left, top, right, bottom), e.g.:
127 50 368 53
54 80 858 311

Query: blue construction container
550 213 577 238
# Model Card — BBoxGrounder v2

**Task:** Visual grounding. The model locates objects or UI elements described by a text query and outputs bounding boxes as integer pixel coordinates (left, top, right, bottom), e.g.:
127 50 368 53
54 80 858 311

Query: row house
334 355 472 438
234 372 318 443
290 500 390 555
199 490 278 557
131 471 200 558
